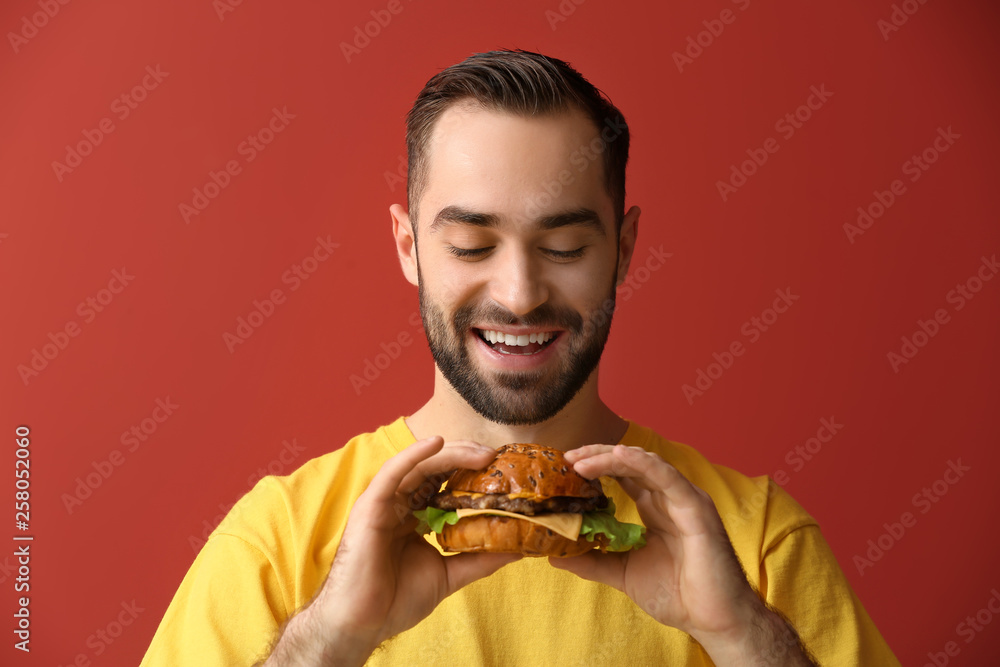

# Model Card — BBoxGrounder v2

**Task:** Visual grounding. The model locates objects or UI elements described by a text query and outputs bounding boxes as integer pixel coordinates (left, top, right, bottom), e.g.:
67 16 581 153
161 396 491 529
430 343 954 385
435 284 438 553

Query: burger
413 443 646 557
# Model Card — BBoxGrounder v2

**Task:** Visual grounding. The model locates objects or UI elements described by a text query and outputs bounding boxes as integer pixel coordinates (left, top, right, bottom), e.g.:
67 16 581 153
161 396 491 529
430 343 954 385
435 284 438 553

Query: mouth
472 328 561 356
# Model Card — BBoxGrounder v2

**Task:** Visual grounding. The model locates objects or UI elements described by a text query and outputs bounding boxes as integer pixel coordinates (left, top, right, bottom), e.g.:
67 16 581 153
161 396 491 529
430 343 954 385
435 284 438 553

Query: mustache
452 302 583 334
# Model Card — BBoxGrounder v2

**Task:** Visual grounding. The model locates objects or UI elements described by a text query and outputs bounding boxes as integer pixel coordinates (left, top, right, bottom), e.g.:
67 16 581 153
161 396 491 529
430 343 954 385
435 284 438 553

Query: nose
487 246 549 317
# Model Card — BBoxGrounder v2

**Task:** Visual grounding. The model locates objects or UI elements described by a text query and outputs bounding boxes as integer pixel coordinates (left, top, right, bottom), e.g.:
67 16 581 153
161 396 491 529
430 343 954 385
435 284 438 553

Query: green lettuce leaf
413 507 460 534
413 498 646 552
579 498 647 552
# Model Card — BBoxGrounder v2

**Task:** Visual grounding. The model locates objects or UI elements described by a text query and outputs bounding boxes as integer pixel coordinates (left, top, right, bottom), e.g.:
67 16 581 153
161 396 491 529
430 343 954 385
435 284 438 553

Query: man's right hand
262 436 519 666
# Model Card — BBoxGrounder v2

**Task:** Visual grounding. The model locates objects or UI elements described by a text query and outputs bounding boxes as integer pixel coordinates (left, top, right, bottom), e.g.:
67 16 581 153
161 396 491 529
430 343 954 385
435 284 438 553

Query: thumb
548 550 626 591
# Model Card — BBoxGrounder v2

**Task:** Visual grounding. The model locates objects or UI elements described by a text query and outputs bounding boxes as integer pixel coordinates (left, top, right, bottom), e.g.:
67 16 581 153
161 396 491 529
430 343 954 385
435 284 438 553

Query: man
141 50 898 665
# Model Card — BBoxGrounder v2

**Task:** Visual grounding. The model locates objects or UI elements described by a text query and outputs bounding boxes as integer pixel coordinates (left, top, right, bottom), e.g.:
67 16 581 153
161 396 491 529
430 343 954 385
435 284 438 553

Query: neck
405 365 628 451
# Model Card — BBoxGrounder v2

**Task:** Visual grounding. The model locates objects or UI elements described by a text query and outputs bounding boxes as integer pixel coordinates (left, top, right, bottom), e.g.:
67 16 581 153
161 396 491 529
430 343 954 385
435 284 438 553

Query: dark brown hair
405 49 630 232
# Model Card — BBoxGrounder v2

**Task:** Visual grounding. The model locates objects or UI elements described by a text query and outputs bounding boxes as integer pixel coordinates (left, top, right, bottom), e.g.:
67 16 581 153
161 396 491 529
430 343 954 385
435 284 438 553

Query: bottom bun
439 514 609 558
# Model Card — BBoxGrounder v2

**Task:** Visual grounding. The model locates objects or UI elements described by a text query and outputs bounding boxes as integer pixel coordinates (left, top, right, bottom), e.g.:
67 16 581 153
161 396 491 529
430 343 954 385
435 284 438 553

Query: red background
2 0 999 664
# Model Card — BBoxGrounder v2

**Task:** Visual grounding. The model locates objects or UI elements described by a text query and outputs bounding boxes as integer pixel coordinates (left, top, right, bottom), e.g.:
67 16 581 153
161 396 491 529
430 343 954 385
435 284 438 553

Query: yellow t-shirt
140 417 899 666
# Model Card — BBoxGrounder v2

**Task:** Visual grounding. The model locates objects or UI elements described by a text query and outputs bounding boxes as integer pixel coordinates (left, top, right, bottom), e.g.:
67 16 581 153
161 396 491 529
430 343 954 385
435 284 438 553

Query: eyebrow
428 205 606 237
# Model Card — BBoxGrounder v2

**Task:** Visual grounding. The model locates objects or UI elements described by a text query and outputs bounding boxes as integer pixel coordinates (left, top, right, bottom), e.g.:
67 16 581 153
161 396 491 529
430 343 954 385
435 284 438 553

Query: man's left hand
550 444 816 666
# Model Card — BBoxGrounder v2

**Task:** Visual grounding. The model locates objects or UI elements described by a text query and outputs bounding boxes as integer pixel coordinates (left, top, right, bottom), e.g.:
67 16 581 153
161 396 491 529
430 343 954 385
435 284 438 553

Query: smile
473 329 559 355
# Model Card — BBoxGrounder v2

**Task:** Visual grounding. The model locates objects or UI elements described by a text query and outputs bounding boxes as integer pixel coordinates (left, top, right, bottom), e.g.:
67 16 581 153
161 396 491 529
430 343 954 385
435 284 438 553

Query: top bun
446 443 604 500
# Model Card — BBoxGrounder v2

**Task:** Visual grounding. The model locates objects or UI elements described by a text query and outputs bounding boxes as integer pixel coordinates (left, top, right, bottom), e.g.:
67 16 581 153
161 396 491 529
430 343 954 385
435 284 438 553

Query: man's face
413 103 625 425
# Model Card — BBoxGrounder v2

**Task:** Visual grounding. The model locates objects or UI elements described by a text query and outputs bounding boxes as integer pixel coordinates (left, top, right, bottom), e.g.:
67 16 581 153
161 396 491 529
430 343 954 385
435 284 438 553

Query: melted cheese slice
454 509 583 541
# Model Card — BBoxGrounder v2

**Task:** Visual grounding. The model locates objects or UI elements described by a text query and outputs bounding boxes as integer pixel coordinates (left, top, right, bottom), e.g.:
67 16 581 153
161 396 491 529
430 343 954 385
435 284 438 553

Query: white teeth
478 330 554 346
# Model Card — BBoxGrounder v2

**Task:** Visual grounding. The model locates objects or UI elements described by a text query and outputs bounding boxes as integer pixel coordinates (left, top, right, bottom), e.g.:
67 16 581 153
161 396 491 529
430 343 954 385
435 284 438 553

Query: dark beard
417 268 618 426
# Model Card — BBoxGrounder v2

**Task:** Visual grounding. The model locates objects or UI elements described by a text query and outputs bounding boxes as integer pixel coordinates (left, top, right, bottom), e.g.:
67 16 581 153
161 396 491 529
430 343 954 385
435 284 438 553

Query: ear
390 203 419 287
615 205 641 286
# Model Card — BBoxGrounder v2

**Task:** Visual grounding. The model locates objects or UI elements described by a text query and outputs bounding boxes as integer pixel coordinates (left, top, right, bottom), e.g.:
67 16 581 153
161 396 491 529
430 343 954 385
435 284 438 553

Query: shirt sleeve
760 524 900 665
139 533 288 666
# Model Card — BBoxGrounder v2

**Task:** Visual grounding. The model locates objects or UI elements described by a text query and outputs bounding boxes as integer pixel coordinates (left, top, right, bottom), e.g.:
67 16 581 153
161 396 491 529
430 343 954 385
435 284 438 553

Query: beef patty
430 491 608 516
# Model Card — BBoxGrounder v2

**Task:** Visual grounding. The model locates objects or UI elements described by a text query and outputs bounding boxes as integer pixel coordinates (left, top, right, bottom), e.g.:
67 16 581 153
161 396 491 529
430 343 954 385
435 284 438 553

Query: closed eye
544 246 587 260
445 245 493 259
444 245 588 261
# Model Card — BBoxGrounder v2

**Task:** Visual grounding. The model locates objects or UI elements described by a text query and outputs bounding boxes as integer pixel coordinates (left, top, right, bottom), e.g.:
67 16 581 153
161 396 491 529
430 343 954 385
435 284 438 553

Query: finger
568 446 661 481
568 449 673 533
365 436 446 505
566 444 662 466
563 444 616 464
612 476 686 536
573 446 717 536
572 446 698 504
399 441 498 502
613 475 650 503
443 552 522 595
547 550 626 592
